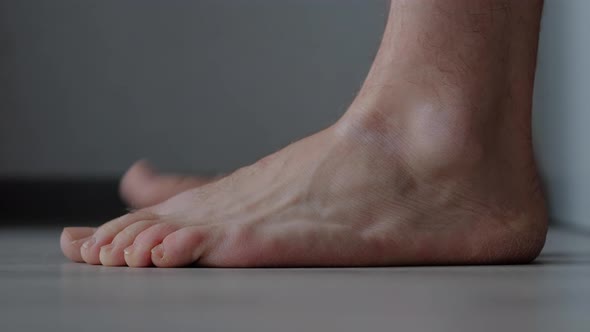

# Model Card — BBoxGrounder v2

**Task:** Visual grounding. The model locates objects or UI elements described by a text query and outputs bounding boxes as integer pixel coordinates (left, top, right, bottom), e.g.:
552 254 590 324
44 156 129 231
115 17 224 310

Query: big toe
119 160 217 208
151 226 213 268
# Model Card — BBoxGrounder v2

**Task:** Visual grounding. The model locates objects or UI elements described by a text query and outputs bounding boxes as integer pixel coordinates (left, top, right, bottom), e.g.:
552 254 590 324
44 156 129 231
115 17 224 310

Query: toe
60 227 96 262
99 219 159 266
124 223 180 268
80 210 158 265
120 160 215 208
152 226 213 268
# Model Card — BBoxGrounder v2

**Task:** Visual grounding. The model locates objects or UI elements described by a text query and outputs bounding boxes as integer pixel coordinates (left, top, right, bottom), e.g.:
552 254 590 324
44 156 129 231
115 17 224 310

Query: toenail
151 244 164 260
124 245 135 256
71 236 90 246
101 244 114 252
82 237 96 249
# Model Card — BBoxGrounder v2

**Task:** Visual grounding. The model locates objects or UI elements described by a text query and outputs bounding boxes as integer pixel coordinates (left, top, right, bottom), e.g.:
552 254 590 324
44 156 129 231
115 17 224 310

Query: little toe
124 223 179 268
99 219 159 266
152 226 213 268
81 210 158 265
60 227 96 262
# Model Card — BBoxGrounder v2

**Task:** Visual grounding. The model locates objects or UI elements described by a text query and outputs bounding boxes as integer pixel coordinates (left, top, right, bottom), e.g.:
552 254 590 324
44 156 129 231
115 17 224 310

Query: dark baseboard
0 177 128 226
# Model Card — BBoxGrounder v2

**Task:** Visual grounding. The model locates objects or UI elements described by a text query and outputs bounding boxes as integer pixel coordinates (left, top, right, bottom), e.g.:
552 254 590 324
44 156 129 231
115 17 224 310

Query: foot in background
120 160 219 208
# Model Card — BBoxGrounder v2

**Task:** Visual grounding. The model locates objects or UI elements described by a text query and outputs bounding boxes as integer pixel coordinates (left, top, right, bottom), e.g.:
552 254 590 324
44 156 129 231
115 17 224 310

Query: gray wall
0 0 387 176
0 1 588 230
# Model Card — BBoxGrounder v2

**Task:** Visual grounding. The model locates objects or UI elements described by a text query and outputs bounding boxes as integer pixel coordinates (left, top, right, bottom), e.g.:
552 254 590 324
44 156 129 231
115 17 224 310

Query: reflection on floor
0 226 589 332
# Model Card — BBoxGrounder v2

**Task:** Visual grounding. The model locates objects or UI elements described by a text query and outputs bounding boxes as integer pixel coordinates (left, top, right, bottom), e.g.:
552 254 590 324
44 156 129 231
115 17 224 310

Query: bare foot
61 92 548 267
61 0 548 267
120 160 218 208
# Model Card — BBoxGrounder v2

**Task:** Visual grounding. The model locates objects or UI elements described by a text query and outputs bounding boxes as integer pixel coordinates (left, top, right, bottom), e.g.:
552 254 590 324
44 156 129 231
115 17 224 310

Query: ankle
337 84 487 174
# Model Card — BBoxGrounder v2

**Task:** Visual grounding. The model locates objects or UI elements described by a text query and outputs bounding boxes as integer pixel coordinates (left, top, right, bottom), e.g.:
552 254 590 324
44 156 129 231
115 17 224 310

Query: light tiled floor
1 226 589 331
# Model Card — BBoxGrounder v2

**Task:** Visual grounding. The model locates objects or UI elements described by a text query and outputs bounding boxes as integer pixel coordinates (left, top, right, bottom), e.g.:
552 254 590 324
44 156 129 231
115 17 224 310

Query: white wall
533 0 590 230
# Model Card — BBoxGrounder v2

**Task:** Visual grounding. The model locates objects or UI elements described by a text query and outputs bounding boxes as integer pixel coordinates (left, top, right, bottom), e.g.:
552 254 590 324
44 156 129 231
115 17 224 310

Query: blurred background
0 0 588 231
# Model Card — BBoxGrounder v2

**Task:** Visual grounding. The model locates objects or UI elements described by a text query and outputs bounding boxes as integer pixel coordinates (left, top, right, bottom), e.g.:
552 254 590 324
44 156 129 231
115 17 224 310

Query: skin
119 160 217 209
62 0 548 268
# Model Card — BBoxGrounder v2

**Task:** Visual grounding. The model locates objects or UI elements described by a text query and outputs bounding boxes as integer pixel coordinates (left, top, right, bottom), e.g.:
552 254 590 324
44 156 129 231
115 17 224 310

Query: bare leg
62 0 548 267
121 0 544 210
